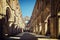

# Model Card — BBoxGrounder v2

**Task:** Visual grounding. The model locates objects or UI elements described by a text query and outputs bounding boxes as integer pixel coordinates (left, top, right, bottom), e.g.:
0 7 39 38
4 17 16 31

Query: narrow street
5 32 58 40
0 0 60 40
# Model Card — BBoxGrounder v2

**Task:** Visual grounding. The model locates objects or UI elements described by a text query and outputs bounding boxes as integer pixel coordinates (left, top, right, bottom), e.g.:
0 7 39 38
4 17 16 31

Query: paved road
5 32 37 40
18 32 37 40
5 32 58 40
16 32 50 38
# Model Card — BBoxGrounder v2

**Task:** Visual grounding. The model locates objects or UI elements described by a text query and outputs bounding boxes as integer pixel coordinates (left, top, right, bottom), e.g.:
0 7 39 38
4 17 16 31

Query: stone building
0 0 25 36
28 0 60 38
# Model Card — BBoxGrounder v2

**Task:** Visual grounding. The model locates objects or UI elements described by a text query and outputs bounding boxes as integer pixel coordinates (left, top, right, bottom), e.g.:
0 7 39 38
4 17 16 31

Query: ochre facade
28 0 60 38
0 0 25 36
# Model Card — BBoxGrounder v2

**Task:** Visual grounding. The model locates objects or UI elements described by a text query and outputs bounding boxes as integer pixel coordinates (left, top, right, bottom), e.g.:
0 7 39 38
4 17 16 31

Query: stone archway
6 7 10 21
46 17 51 36
57 10 60 38
4 7 11 36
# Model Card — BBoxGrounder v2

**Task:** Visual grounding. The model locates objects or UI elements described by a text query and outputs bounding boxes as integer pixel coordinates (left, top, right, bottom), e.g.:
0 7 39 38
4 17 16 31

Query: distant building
23 16 30 31
23 16 30 25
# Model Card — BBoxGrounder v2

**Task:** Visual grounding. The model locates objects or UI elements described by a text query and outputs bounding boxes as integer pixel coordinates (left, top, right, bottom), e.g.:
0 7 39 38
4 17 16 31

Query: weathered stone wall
0 0 25 36
28 0 60 38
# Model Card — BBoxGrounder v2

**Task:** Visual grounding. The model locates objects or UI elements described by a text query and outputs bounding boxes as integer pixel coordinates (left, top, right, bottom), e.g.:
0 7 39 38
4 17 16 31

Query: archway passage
0 7 11 39
57 4 60 38
6 7 10 21
4 7 11 36
46 18 51 36
0 15 5 39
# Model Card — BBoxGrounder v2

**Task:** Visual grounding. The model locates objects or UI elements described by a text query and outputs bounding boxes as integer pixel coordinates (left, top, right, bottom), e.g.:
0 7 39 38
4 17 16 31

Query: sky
18 0 36 18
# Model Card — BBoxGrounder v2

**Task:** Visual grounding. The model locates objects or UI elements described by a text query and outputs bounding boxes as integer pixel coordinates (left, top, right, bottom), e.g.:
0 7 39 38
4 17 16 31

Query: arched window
6 7 11 21
6 0 10 3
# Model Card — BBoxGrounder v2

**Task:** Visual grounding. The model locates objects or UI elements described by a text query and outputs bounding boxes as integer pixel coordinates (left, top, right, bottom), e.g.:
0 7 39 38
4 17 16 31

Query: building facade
0 0 25 37
28 0 60 38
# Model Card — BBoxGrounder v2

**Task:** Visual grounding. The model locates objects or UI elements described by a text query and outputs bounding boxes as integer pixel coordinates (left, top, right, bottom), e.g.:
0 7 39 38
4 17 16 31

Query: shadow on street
5 32 38 40
19 33 37 40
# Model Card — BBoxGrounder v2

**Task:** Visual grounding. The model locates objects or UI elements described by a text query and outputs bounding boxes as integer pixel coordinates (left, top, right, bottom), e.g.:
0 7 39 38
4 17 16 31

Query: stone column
41 23 45 35
50 0 58 38
33 26 35 33
38 25 40 34
39 23 42 34
36 25 38 34
35 25 36 34
50 17 57 38
44 19 48 35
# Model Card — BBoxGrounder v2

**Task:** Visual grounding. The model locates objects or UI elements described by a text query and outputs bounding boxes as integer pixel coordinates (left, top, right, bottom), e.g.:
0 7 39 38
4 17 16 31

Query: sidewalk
38 38 58 40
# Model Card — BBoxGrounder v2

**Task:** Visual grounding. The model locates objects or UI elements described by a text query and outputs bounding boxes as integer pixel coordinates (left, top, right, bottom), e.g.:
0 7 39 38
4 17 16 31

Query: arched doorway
6 7 10 21
0 12 5 39
46 17 51 36
56 1 60 38
58 12 60 38
57 9 60 38
4 7 11 36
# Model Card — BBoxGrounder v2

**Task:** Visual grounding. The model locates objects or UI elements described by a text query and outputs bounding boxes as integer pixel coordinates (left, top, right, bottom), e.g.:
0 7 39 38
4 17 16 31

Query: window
16 7 18 9
58 18 60 35
58 12 60 16
6 7 11 21
6 0 10 3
